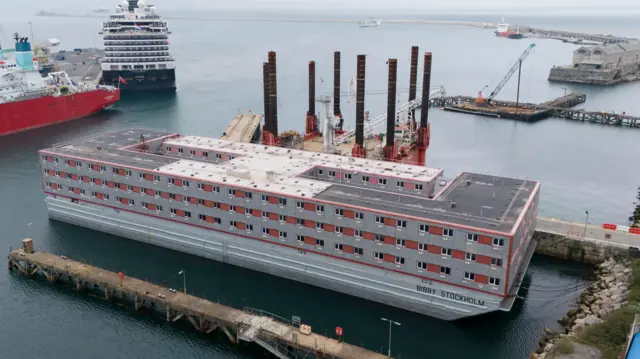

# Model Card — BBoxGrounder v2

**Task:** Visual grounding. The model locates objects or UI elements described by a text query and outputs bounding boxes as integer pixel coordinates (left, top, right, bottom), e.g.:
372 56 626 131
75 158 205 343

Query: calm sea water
0 10 637 359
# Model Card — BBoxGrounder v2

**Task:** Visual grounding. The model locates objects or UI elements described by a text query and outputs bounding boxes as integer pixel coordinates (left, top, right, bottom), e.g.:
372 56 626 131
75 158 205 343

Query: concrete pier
7 245 387 359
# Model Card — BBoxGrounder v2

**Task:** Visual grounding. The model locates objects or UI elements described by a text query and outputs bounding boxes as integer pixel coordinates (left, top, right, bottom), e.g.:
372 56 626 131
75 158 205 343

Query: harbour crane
475 43 536 106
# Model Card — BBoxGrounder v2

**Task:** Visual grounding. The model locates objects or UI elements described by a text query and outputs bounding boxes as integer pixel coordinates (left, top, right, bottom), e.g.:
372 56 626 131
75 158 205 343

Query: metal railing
243 307 291 326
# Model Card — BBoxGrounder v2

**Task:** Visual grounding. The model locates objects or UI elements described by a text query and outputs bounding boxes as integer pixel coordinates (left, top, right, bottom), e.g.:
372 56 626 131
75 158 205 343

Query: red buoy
335 326 343 336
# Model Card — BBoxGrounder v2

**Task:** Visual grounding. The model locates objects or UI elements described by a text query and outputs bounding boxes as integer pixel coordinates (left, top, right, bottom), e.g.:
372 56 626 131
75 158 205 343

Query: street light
583 210 589 239
381 317 400 358
561 87 568 96
178 270 186 293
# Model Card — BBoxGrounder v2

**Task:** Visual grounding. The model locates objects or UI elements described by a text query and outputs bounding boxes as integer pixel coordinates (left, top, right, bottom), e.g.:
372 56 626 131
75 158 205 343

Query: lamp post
381 317 400 358
562 87 568 96
178 270 186 293
583 210 589 239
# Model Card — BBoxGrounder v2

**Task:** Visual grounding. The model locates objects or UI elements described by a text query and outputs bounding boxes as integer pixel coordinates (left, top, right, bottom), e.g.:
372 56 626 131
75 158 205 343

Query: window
374 234 383 242
214 218 221 224
375 216 384 224
197 183 205 190
156 204 162 211
334 243 343 251
354 247 363 255
262 227 268 234
278 198 287 206
296 201 303 209
395 257 405 265
53 157 60 163
417 261 427 270
355 212 364 220
491 258 503 267
396 238 406 247
419 224 429 233
230 220 237 228
464 272 476 281
316 222 324 231
397 181 404 188
318 169 324 175
415 183 424 191
397 220 407 228
139 173 145 179
354 230 363 238
362 175 370 183
465 253 477 261
344 173 352 180
335 208 344 216
153 175 160 182
489 277 501 286
316 239 324 247
169 193 177 200
262 211 268 219
316 204 324 213
374 252 383 260
246 224 254 231
184 211 191 218
245 192 252 199
125 170 132 176
467 233 479 242
296 218 304 226
184 196 191 203
328 171 336 177
418 243 427 251
245 208 251 215
189 150 196 155
493 238 505 247
297 235 304 244
213 186 220 193
279 231 287 239
440 266 451 275
335 226 344 234
198 214 206 221
378 178 387 185
216 153 222 160
261 195 269 202
443 229 453 237
228 189 235 196
229 205 236 212
279 215 286 222
441 248 452 256
170 207 177 215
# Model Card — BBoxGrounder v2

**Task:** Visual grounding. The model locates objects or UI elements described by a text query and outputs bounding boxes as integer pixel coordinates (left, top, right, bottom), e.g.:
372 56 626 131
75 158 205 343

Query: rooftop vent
450 201 456 208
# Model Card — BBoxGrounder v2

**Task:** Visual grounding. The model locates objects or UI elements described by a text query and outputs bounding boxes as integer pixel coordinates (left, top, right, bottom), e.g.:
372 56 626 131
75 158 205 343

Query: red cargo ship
0 36 120 136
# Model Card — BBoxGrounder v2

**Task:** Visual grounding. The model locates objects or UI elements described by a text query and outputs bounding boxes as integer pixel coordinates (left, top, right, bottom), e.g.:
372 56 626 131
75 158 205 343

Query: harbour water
0 9 638 359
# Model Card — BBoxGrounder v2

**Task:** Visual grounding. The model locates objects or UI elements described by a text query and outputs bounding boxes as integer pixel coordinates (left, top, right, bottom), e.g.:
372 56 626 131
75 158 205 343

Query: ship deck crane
475 43 535 106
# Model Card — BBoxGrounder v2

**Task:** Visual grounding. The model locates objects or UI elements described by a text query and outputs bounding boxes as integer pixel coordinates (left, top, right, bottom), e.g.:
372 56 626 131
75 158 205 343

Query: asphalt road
536 217 640 248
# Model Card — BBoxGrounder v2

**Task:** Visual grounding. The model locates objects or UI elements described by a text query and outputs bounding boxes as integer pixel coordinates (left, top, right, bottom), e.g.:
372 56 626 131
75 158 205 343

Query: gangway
334 86 445 145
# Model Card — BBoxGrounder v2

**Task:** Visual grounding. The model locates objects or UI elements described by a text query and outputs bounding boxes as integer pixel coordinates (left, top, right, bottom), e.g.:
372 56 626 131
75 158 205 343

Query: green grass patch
548 337 575 357
575 259 640 359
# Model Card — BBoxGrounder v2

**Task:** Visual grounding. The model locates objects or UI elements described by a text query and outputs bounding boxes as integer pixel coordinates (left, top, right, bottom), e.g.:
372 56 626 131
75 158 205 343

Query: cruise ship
39 128 539 321
99 0 176 91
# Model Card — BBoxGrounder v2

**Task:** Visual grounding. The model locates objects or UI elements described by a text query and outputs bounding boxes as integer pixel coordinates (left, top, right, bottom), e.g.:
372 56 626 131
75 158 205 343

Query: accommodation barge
39 129 539 321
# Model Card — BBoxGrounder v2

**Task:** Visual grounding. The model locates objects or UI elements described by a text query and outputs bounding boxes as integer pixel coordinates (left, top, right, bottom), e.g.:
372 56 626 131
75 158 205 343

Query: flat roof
314 172 538 233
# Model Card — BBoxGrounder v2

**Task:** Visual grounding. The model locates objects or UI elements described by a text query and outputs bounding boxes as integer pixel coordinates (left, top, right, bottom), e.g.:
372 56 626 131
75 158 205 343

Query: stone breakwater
532 257 632 359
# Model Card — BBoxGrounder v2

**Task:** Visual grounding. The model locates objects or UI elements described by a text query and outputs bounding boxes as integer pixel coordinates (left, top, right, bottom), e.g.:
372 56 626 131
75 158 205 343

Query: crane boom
487 43 535 101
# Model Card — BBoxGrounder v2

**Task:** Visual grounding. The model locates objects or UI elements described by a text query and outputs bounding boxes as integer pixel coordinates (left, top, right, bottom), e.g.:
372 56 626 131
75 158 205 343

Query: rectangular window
354 230 363 238
228 189 235 196
491 258 503 267
354 247 363 255
316 204 324 213
441 266 451 275
375 216 384 224
493 238 505 247
318 169 324 175
335 226 344 234
279 215 286 222
213 186 220 193
378 178 387 185
374 252 383 260
316 239 324 247
296 235 304 244
344 173 352 180
397 181 404 188
335 208 344 216
170 208 176 215
415 183 424 191
397 220 407 228
198 214 206 221
246 224 254 231
189 150 196 156
245 192 253 199
334 243 343 251
230 220 237 228
184 211 191 218
464 272 476 281
489 277 500 286
465 253 477 261
296 218 304 226
279 231 287 239
262 227 268 234
216 153 222 160
316 222 324 231
374 234 383 242
177 148 184 154
214 218 221 224
443 228 453 237
184 196 191 203
419 224 429 233
395 257 405 265
417 261 427 270
467 233 479 242
153 175 160 182
261 195 269 202
197 183 205 190
441 248 452 256
245 208 251 215
279 198 287 206
418 243 427 251
262 211 268 219
229 205 236 212
328 171 336 177
396 238 406 247
362 175 369 183
355 212 364 220
296 201 303 209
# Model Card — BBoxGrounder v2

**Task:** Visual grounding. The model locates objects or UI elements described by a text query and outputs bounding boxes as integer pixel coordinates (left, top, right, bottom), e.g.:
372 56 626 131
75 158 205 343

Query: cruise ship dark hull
101 69 176 92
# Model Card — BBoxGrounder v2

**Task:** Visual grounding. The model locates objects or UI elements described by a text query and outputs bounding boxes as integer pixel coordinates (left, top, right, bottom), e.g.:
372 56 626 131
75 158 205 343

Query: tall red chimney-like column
383 58 397 162
352 54 367 158
305 61 318 137
417 52 432 166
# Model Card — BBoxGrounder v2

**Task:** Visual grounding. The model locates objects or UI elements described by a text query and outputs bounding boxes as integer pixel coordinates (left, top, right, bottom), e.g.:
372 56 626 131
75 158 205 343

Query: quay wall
532 230 635 264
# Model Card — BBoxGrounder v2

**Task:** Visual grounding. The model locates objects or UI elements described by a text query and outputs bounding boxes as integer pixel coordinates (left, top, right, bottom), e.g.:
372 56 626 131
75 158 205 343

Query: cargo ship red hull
0 89 120 136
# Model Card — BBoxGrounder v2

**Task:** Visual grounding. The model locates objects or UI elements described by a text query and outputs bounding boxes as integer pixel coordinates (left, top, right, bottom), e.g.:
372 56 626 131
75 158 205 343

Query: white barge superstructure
39 129 539 321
